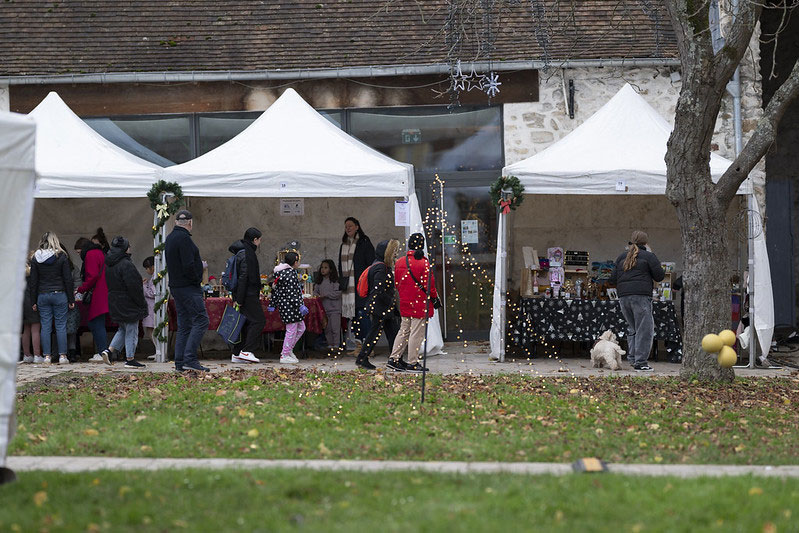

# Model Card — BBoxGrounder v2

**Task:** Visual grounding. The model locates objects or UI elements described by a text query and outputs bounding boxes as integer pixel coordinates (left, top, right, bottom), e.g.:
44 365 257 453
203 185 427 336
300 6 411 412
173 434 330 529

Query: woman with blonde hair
29 232 75 364
609 230 665 372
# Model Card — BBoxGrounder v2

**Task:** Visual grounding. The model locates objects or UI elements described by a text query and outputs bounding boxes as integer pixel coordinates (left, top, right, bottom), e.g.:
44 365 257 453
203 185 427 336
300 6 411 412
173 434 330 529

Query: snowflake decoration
483 71 502 97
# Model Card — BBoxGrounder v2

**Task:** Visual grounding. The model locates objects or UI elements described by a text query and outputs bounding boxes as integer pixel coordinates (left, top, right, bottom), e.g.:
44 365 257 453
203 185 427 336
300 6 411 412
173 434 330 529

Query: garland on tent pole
147 180 185 343
489 175 524 214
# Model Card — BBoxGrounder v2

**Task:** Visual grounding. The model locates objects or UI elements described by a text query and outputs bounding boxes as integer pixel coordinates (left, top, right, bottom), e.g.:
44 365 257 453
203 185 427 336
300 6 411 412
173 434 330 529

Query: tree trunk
673 196 735 382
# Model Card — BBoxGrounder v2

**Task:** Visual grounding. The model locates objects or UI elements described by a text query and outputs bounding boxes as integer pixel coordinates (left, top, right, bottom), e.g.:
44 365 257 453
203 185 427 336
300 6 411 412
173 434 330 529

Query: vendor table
512 298 682 358
167 297 325 335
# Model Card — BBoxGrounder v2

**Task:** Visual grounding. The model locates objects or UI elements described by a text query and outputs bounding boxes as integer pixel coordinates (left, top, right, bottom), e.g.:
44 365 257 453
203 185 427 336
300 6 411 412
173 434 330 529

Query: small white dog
590 330 625 371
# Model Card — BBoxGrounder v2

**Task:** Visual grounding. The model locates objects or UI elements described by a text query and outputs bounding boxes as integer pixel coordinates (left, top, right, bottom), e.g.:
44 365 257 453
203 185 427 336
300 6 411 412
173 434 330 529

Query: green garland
489 175 524 212
147 180 185 343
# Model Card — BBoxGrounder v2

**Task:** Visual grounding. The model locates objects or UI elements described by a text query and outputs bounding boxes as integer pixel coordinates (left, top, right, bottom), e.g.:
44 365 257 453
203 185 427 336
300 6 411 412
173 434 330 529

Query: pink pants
282 321 306 356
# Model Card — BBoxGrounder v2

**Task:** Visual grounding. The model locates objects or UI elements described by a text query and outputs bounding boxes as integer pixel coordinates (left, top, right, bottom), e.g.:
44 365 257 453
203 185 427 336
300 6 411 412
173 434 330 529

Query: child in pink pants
272 252 308 363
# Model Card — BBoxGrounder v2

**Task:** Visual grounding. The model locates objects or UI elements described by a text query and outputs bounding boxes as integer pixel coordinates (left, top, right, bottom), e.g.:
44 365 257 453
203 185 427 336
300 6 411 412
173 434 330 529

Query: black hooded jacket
105 246 148 323
29 250 74 304
609 245 665 298
229 239 261 305
366 240 396 319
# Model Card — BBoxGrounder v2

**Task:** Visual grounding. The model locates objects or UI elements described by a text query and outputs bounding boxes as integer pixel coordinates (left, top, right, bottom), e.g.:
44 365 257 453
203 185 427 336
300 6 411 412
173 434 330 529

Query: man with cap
164 210 210 372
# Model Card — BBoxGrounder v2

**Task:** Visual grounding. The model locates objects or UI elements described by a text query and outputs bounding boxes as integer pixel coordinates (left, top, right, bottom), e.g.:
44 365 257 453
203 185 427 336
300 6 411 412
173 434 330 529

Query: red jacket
78 248 109 321
394 251 438 319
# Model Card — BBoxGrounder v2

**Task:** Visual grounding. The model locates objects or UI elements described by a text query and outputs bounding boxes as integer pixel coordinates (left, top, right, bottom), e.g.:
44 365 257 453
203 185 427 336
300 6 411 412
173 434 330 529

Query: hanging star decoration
449 63 502 98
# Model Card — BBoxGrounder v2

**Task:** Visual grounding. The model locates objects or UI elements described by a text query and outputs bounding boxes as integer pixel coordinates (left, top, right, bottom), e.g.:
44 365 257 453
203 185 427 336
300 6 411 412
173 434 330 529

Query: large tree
663 0 799 380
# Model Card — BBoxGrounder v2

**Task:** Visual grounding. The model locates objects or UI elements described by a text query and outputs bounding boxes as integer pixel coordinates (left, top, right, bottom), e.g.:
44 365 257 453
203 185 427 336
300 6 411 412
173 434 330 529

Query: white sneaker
280 353 299 364
147 355 156 360
233 351 260 363
34 355 46 364
88 354 104 363
22 355 34 364
58 355 70 365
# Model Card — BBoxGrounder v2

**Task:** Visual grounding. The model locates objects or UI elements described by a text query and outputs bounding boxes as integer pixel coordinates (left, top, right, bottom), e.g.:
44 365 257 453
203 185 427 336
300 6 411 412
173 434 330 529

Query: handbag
405 256 441 309
217 303 247 344
81 263 105 306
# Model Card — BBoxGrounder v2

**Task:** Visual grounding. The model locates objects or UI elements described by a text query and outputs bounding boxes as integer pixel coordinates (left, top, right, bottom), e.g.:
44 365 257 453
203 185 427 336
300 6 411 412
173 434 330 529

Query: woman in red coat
387 233 439 373
74 236 110 362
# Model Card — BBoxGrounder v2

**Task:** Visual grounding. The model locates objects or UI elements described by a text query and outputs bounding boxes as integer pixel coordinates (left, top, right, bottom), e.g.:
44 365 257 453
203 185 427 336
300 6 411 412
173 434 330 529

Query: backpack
222 253 240 292
356 265 373 298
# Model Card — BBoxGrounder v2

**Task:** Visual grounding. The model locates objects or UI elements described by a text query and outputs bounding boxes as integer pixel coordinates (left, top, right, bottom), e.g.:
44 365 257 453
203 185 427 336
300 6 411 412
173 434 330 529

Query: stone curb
6 457 799 478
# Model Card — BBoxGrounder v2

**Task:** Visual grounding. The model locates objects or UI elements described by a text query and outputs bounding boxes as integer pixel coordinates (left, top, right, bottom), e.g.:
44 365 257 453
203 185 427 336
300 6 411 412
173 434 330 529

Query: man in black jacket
101 236 148 369
356 239 400 370
229 227 265 364
164 210 210 372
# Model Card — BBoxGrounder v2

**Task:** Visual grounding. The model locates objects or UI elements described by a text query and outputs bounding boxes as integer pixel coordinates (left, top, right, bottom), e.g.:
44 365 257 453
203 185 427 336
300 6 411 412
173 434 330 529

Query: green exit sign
401 128 422 144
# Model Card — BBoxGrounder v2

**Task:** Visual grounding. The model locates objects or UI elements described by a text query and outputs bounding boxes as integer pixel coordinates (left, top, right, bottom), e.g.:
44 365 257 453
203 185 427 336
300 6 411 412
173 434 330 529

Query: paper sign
280 198 304 216
443 235 456 245
394 200 410 227
615 180 627 192
461 219 478 244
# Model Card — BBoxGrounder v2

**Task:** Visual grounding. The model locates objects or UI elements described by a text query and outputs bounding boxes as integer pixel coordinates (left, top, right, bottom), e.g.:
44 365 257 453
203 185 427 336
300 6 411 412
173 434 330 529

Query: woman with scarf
337 216 375 351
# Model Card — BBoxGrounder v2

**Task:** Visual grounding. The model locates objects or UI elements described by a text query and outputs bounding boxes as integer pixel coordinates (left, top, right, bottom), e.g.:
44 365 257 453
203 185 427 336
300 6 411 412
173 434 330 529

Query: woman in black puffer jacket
101 236 148 368
609 230 665 372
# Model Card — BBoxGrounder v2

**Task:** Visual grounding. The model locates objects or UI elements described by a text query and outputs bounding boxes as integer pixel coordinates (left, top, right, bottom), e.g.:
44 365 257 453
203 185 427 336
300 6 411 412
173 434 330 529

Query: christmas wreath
489 175 524 214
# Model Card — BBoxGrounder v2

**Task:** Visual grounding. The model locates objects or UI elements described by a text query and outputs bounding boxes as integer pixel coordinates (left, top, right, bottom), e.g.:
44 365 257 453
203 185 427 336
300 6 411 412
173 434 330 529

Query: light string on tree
147 180 185 343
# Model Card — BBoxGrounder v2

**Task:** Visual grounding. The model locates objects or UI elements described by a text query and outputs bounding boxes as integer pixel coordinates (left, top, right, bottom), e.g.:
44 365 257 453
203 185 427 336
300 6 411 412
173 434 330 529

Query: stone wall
0 84 9 112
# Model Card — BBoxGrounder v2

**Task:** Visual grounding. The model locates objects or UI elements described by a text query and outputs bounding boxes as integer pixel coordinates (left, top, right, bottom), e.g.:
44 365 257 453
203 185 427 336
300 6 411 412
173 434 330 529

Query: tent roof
167 88 413 197
0 112 35 172
29 92 162 198
503 84 749 195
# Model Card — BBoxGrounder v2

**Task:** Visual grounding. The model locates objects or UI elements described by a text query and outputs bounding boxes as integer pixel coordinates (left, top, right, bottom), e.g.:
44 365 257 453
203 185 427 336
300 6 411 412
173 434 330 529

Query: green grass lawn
10 370 799 464
1 469 797 532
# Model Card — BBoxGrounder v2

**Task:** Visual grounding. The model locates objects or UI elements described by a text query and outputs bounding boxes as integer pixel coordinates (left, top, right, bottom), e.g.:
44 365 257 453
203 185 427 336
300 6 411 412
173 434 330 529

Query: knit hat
111 235 129 251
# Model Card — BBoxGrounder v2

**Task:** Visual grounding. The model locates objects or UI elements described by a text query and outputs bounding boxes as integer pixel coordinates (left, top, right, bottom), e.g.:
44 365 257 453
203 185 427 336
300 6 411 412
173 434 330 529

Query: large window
84 106 498 171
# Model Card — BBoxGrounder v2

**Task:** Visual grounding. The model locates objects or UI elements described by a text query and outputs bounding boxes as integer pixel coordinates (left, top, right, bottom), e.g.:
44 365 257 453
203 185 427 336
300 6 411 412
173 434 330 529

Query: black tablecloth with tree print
511 298 682 358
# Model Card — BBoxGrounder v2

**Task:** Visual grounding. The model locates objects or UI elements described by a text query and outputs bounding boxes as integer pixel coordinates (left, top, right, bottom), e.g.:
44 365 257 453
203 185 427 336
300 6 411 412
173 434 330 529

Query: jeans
619 295 655 366
172 285 209 368
37 291 68 356
110 321 139 360
352 307 371 341
358 312 399 361
87 314 109 354
232 289 266 355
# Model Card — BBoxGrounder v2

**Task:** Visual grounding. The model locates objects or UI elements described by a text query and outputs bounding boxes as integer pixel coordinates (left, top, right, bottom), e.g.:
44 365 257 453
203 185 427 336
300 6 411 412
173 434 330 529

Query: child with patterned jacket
272 252 308 364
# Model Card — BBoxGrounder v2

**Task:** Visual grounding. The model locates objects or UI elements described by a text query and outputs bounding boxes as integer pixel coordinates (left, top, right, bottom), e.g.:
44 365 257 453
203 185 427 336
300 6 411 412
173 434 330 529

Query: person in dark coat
100 236 148 368
229 227 266 364
356 239 400 370
164 210 210 372
338 217 375 348
272 252 307 364
609 230 665 372
30 232 75 365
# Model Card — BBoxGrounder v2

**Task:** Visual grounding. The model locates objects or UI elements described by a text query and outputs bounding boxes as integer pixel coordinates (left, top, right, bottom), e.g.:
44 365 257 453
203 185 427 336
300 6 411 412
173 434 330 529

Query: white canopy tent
29 92 163 198
490 83 773 361
0 112 37 475
166 88 444 354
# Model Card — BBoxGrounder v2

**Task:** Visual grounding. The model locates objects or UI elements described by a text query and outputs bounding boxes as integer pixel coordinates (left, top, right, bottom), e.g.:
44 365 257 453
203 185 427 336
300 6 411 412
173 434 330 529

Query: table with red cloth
167 297 325 334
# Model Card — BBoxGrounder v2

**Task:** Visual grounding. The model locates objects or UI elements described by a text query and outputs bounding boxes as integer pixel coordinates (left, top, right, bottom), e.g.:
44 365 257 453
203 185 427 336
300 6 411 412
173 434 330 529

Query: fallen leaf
215 406 225 415
172 519 188 528
749 487 763 496
135 415 147 423
83 429 99 436
569 389 580 394
92 478 101 486
654 455 663 463
215 390 227 397
140 445 153 453
762 522 777 533
118 486 132 498
33 491 48 507
247 429 259 438
319 441 331 456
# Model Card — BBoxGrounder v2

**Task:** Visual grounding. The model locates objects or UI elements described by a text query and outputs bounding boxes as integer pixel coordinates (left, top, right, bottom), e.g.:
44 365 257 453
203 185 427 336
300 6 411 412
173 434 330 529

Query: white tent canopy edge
490 83 772 361
0 112 37 470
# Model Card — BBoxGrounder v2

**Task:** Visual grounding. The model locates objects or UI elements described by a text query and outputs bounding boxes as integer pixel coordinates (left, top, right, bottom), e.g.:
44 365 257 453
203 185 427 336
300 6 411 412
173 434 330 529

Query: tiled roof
0 1 677 77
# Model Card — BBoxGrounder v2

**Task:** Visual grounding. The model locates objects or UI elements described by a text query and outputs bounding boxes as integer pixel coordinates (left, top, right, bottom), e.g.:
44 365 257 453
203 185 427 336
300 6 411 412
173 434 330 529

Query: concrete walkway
7 456 799 478
15 342 794 384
